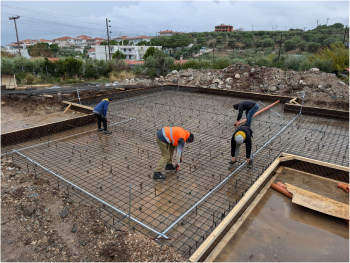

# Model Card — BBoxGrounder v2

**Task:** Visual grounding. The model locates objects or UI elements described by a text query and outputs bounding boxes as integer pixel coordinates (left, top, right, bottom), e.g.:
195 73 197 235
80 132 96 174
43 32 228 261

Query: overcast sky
1 1 349 45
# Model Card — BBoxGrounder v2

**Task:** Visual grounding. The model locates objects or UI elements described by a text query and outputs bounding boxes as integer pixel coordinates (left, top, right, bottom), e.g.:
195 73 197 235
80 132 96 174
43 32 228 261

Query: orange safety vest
164 127 190 146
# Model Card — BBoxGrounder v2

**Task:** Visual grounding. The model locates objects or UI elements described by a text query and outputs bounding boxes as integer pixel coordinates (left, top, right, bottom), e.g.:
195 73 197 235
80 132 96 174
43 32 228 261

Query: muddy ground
1 158 186 262
154 63 349 110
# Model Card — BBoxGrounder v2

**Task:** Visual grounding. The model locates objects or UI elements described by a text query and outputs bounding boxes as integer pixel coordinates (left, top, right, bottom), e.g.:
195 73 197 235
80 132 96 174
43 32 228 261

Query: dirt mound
157 63 349 110
1 158 186 262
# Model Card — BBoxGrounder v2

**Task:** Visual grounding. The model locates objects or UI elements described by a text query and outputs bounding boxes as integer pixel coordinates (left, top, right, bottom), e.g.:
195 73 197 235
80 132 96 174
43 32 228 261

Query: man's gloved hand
175 164 180 172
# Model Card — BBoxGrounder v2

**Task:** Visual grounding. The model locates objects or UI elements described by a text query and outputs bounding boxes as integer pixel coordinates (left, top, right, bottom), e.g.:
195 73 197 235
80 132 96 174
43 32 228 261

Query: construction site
1 82 349 261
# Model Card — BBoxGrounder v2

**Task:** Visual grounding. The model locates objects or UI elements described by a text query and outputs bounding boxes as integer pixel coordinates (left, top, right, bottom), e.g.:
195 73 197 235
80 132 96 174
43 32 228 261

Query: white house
126 36 152 44
89 45 162 60
53 36 75 48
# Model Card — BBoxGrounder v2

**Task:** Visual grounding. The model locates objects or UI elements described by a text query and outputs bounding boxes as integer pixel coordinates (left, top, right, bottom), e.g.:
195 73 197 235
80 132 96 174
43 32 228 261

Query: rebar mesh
2 87 349 256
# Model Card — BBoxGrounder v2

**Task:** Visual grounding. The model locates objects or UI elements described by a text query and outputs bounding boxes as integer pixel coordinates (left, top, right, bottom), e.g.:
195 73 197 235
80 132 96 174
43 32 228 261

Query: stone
207 72 211 76
212 78 220 83
29 193 38 198
155 78 159 81
19 177 27 183
189 77 194 80
234 74 240 79
338 81 346 86
23 206 35 216
277 84 284 89
61 209 68 218
243 72 249 77
270 86 277 92
71 226 77 233
299 80 307 85
261 66 266 69
310 68 320 72
250 68 255 73
225 77 233 83
171 70 178 74
172 79 177 84
34 220 39 225
80 241 86 246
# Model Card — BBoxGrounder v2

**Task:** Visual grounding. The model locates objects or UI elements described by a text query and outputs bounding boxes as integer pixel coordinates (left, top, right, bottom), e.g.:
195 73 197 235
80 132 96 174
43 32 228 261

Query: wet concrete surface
214 170 349 262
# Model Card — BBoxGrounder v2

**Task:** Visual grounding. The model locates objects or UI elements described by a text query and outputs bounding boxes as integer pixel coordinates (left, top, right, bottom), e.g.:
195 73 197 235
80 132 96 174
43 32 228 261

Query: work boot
228 160 236 165
98 128 104 132
153 172 166 180
247 160 253 169
104 130 112 135
165 164 176 171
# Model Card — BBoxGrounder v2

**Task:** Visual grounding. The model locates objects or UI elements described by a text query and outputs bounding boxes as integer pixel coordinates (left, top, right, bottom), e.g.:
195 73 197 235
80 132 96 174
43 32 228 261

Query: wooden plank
281 153 349 172
63 103 72 114
286 183 349 220
283 167 344 184
189 155 283 262
277 156 295 162
42 95 54 98
205 166 285 262
62 101 93 111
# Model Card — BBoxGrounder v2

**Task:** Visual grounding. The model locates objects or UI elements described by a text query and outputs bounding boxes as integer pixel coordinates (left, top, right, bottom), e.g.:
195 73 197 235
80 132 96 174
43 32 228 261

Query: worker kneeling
229 126 253 167
154 127 194 180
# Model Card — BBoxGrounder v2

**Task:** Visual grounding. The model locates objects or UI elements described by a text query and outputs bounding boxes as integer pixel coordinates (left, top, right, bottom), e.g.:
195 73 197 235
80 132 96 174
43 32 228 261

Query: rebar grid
3 88 349 256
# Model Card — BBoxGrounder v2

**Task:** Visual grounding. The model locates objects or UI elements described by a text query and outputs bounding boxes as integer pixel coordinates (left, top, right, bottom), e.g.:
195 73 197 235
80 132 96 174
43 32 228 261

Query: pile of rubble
155 63 349 110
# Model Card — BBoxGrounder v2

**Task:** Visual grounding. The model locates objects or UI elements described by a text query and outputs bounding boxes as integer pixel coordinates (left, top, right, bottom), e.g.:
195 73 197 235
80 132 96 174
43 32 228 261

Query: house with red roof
53 36 75 47
215 24 234 32
126 36 153 44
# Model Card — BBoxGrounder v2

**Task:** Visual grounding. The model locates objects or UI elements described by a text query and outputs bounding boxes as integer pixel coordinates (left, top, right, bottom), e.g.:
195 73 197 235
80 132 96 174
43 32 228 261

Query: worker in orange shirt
154 127 194 179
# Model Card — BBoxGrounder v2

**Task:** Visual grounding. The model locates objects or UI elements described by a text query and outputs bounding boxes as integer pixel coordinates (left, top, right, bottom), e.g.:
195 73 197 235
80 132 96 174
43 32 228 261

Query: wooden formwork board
189 153 349 262
1 114 96 147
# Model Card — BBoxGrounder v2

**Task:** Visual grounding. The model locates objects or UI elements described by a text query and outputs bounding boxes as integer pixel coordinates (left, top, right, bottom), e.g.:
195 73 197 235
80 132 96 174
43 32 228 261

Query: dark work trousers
94 113 107 131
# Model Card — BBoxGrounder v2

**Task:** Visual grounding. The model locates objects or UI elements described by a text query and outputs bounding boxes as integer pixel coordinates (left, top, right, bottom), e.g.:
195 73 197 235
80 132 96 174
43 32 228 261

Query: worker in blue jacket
93 98 112 134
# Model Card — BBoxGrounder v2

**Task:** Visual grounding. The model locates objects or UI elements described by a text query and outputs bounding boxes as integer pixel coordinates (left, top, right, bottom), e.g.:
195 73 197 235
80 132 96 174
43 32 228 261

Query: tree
307 42 321 53
315 43 349 72
228 39 237 48
49 44 59 56
298 41 307 51
100 40 118 45
136 40 151 46
243 38 253 47
143 47 157 59
263 38 275 48
112 50 126 59
284 40 298 51
28 43 54 57
216 36 223 44
197 36 206 45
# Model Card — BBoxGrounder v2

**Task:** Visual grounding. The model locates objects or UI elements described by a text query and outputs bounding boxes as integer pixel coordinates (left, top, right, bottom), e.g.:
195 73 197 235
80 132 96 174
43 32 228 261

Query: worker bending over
154 127 194 180
233 100 259 128
93 98 112 134
229 126 253 167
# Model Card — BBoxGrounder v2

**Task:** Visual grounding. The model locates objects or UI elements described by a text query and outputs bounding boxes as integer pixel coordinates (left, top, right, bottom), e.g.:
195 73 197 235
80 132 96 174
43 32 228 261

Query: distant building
159 30 184 37
88 45 162 60
215 24 234 32
127 36 152 44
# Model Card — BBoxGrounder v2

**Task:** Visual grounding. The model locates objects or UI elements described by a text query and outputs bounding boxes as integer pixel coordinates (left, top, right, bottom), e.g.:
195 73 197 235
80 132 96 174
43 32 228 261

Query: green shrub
284 55 306 70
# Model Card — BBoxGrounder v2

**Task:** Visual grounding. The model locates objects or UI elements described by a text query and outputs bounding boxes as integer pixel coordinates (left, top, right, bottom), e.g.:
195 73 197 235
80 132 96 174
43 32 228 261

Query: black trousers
94 113 107 131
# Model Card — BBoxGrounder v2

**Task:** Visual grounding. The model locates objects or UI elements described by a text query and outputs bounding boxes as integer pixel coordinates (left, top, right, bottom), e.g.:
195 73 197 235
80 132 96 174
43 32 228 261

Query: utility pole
326 18 329 26
278 33 283 60
343 25 348 44
316 20 319 28
106 18 111 60
104 45 107 62
303 27 307 32
251 25 253 31
284 27 287 31
9 16 21 56
276 25 277 31
272 26 274 31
